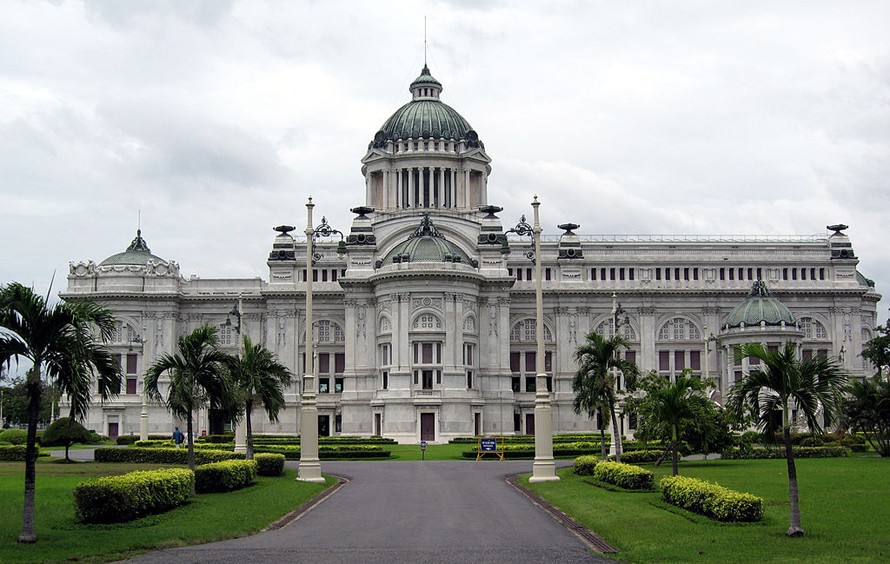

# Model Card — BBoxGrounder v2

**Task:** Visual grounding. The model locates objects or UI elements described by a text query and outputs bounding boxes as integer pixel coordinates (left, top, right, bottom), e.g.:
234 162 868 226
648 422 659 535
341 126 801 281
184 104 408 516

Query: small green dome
724 281 796 328
370 65 481 148
382 215 477 267
99 230 164 266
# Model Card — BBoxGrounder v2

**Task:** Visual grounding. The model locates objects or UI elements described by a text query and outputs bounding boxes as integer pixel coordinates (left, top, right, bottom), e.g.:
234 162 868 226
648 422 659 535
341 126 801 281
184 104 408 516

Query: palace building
63 66 882 443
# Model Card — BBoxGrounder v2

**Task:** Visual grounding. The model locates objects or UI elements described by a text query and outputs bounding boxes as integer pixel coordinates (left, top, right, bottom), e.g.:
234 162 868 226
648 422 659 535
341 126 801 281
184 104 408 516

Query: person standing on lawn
173 427 184 448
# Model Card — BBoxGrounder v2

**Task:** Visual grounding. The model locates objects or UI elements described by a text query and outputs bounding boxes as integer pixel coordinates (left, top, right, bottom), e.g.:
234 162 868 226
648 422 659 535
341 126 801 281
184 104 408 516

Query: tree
0 282 121 543
844 374 890 456
632 370 713 475
572 331 639 462
861 324 890 377
41 416 91 462
144 325 233 491
728 342 847 537
229 335 293 459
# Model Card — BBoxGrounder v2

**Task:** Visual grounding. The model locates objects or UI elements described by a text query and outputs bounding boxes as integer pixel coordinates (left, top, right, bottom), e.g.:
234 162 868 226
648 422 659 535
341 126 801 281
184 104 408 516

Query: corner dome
382 215 477 267
99 230 165 266
724 281 796 329
370 65 481 149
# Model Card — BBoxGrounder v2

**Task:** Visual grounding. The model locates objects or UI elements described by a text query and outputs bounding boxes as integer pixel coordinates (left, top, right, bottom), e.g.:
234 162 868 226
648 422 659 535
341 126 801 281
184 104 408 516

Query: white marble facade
63 67 881 443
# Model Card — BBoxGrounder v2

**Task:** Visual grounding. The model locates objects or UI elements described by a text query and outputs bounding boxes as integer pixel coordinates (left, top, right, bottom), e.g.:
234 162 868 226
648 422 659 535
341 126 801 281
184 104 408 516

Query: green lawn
0 459 334 563
523 455 890 563
386 442 468 460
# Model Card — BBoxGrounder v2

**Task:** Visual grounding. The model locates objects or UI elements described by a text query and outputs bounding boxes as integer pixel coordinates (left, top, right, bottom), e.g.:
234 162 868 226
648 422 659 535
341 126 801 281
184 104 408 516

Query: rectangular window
422 370 434 390
619 268 625 281
335 353 345 374
729 268 735 281
380 344 391 366
756 267 762 280
319 378 330 393
719 268 725 281
126 353 138 374
792 268 798 280
693 268 699 281
511 377 521 393
665 268 671 281
600 268 606 281
526 268 532 281
782 268 788 280
463 343 474 366
802 349 813 361
318 353 330 374
625 350 636 365
510 352 521 373
690 350 701 371
656 268 662 281
591 268 597 281
382 371 389 390
331 269 338 282
525 376 536 392
659 351 670 371
545 351 553 373
313 269 318 282
334 377 343 393
675 268 681 280
683 268 689 281
674 350 686 371
545 268 551 281
126 378 137 395
321 269 328 282
525 352 537 373
467 370 473 389
801 268 807 280
516 269 523 281
819 268 825 280
610 268 616 281
629 268 635 281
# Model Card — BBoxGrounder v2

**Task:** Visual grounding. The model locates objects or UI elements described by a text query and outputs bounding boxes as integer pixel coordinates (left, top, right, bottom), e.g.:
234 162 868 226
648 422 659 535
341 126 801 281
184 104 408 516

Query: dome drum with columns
62 65 881 444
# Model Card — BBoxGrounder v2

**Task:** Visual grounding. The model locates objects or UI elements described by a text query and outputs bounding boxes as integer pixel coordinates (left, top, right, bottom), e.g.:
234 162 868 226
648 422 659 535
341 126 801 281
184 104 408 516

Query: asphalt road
123 460 615 564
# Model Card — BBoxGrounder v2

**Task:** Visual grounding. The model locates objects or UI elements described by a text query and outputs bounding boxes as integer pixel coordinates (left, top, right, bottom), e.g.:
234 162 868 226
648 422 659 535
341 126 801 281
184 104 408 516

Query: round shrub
573 455 600 475
0 429 29 445
0 445 27 461
254 453 285 477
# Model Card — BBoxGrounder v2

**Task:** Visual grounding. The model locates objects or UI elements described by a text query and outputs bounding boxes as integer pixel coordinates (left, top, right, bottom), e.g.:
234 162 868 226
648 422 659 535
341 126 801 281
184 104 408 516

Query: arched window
315 320 344 343
800 317 828 340
379 316 392 334
412 313 442 330
595 318 637 341
657 317 701 341
510 319 552 342
463 316 476 333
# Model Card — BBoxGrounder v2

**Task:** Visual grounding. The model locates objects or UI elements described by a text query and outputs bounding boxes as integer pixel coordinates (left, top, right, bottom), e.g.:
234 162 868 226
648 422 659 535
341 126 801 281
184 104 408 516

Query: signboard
420 440 428 450
476 436 506 461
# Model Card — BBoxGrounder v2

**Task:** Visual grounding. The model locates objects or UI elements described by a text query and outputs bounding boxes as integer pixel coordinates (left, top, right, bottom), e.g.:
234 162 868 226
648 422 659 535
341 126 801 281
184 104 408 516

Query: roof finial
424 16 427 67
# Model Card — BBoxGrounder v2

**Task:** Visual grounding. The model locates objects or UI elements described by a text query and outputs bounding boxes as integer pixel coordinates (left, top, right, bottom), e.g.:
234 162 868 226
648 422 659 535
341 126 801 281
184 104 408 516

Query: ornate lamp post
228 296 247 454
298 197 346 483
139 325 149 441
528 196 558 482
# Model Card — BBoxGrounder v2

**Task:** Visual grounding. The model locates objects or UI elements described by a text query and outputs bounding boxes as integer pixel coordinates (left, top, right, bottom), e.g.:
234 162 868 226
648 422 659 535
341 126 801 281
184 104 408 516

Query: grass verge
0 460 334 563
522 455 890 563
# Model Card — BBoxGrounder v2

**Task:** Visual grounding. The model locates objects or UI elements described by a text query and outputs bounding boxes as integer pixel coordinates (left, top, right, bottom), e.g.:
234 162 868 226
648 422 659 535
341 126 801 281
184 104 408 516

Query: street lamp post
610 293 626 456
139 325 149 441
298 197 345 483
528 196 558 482
230 296 247 454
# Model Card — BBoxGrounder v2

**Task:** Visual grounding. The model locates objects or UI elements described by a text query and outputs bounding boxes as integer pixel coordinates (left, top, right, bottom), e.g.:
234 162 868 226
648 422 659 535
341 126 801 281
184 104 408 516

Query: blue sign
420 440 428 450
480 438 497 452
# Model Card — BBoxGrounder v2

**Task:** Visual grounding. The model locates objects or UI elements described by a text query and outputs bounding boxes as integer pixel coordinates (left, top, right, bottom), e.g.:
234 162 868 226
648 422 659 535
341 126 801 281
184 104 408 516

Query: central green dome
100 230 165 266
382 215 477 267
370 65 480 148
724 281 796 328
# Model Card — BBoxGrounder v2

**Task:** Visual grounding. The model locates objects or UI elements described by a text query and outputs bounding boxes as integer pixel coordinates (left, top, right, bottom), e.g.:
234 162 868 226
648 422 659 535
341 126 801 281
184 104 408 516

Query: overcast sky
1 1 887 324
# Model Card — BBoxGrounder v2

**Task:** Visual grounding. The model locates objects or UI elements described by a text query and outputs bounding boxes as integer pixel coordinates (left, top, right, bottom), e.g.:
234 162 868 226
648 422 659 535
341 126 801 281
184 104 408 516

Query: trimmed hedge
94 447 244 464
721 445 849 459
0 429 29 445
661 475 764 522
462 441 603 459
573 455 600 476
194 460 257 493
593 461 654 490
73 468 193 524
254 444 392 460
0 445 28 461
610 449 663 464
254 453 285 476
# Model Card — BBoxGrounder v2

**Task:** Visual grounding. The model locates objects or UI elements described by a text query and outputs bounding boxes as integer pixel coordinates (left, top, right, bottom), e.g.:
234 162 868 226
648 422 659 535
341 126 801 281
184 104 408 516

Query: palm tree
572 331 639 462
144 325 233 490
229 335 293 459
0 282 121 543
843 374 890 457
728 342 847 537
635 370 712 475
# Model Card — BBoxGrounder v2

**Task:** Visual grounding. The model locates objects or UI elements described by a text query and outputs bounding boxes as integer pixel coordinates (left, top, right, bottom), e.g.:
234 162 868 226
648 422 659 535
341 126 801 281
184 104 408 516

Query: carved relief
488 302 499 336
411 297 443 311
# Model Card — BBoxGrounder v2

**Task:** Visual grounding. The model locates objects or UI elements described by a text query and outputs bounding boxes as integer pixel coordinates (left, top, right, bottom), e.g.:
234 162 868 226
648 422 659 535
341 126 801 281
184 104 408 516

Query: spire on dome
126 229 151 253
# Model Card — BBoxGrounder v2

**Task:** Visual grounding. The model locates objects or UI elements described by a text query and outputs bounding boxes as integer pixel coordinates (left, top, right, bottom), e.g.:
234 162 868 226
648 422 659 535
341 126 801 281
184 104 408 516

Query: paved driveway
124 460 613 564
